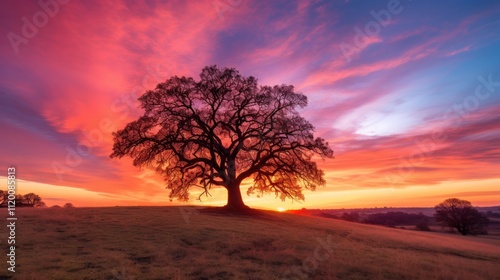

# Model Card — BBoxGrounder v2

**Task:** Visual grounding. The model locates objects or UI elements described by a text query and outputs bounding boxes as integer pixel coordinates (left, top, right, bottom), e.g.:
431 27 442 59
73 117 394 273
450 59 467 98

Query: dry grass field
1 206 499 280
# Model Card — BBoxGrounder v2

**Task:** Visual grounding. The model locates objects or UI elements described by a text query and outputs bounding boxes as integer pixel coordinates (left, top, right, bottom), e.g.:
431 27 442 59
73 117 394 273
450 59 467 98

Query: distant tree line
341 212 360 222
486 211 500 218
0 190 46 207
364 212 429 228
307 198 491 236
313 210 429 228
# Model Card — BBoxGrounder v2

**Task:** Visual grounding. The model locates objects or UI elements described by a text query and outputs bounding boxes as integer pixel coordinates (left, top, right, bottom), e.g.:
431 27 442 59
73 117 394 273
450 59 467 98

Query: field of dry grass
1 206 499 279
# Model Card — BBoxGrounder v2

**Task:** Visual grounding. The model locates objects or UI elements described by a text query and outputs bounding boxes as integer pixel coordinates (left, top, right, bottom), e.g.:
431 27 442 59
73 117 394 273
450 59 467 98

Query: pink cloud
444 45 471 57
1 1 498 207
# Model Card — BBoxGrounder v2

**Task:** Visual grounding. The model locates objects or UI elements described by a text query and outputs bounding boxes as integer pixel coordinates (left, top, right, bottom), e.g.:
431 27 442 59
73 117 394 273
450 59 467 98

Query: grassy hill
1 206 499 279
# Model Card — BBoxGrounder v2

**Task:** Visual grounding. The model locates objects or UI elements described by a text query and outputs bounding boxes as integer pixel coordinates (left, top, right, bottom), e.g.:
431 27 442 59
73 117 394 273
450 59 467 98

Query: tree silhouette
0 190 7 206
434 198 489 236
0 191 46 207
22 193 46 207
111 66 333 211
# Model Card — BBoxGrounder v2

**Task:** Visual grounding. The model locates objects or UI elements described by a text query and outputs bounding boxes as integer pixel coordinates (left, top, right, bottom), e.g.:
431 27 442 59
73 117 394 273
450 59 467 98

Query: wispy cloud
1 0 499 207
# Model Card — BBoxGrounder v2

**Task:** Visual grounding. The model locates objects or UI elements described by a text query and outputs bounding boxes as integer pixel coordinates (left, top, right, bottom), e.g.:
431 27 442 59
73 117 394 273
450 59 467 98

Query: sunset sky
1 0 499 209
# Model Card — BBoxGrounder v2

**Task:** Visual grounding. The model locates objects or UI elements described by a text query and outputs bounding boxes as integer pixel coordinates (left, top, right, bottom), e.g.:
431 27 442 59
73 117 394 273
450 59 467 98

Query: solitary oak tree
111 66 333 211
434 198 489 235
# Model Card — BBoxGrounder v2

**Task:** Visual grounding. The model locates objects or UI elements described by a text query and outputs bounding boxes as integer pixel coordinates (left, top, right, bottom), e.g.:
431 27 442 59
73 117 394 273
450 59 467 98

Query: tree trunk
224 181 248 211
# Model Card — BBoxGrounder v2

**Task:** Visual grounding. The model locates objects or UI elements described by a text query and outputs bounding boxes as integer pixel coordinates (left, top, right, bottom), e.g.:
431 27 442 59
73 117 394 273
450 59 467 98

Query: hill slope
2 207 499 279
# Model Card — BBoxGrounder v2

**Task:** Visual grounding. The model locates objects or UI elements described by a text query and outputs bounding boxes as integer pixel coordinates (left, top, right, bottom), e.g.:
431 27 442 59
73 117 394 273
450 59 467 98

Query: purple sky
1 0 499 208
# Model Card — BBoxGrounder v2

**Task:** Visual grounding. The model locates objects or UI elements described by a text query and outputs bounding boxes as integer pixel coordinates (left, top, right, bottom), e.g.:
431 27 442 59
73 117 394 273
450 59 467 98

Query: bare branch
110 66 334 206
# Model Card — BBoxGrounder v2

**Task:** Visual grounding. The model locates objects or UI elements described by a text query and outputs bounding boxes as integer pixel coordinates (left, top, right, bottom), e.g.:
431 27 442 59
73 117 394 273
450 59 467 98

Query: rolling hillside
1 207 499 279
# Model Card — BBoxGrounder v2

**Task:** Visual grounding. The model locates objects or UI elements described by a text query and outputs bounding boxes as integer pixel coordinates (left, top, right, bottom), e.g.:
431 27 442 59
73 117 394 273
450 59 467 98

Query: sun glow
277 207 287 212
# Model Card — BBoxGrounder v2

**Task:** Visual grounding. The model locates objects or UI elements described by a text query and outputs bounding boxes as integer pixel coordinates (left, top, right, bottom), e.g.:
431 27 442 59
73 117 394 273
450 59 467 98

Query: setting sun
277 207 287 212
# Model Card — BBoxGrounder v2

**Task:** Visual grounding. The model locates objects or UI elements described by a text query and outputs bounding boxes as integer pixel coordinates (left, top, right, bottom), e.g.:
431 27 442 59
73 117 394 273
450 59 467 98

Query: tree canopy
111 66 333 210
0 191 46 207
434 198 489 235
